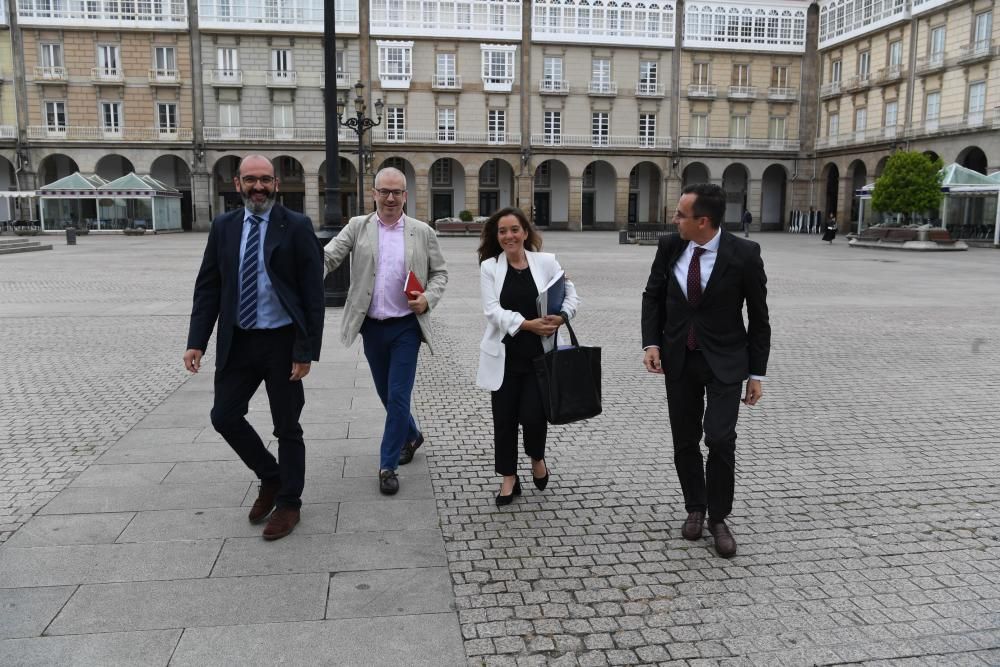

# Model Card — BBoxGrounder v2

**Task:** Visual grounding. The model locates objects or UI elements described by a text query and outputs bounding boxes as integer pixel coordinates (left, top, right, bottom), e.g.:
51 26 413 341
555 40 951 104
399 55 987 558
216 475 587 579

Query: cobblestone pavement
413 233 1000 666
1 232 998 666
0 237 194 542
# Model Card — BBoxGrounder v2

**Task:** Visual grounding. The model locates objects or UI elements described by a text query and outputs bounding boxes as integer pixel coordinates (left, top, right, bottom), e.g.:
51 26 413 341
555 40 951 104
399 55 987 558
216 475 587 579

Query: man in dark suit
184 154 324 541
641 183 770 558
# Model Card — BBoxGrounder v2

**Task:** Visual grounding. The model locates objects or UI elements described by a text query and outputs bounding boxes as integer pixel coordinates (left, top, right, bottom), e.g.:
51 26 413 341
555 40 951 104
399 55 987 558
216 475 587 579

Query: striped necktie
238 215 262 329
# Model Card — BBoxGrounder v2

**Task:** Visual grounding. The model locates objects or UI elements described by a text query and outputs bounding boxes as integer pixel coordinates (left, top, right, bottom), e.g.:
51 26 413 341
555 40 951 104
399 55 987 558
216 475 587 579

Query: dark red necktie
686 247 706 350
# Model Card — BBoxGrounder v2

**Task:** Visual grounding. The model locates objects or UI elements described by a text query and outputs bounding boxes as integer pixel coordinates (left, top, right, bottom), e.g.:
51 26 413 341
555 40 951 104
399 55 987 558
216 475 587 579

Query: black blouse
499 265 543 372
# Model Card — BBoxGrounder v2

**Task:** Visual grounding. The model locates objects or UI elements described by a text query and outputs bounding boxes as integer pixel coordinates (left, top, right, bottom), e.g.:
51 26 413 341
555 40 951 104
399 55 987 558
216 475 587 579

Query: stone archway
318 157 358 221
874 156 890 178
761 164 787 228
273 155 305 213
533 160 569 228
822 162 840 221
582 160 617 227
477 158 515 216
212 155 242 216
427 158 467 222
627 161 661 226
150 154 193 230
847 159 867 222
95 154 135 181
37 153 80 186
682 162 710 188
0 157 20 221
722 164 749 226
957 146 987 175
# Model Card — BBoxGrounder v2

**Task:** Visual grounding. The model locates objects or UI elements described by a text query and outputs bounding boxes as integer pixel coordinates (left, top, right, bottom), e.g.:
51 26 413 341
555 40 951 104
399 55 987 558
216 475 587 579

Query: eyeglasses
241 175 275 186
374 188 406 198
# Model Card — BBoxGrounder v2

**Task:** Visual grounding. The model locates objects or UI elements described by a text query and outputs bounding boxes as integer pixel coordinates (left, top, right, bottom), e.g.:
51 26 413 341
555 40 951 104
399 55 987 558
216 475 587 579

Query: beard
241 188 277 214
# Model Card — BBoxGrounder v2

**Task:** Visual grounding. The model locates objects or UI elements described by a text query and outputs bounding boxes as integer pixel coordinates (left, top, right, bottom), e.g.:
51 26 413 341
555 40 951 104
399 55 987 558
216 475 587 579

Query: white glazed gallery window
378 42 412 82
100 101 122 135
385 106 405 142
488 109 506 144
437 108 456 143
543 110 561 145
44 101 67 132
482 46 515 89
591 111 609 146
638 113 656 147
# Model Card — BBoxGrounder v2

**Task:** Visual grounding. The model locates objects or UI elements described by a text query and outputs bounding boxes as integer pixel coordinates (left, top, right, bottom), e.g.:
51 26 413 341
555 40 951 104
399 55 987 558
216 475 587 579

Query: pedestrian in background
476 207 579 506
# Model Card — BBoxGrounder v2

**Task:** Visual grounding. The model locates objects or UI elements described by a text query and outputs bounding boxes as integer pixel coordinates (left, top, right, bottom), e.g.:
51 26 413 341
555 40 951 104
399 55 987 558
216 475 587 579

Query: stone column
614 177 631 226
465 172 479 217
414 172 430 222
304 173 320 227
567 176 582 231
191 171 212 230
747 177 762 230
517 173 533 217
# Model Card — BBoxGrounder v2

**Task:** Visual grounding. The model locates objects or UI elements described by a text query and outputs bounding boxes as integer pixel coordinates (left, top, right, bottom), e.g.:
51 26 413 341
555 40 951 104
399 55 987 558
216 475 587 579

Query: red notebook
404 270 424 297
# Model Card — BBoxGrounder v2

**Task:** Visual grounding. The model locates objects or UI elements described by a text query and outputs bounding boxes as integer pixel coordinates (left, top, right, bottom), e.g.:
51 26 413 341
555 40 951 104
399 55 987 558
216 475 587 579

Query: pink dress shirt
367 215 411 319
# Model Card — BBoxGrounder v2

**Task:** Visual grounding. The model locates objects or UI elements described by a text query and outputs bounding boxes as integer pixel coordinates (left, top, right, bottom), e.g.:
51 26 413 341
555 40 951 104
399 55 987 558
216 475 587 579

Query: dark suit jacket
186 205 325 369
641 231 770 385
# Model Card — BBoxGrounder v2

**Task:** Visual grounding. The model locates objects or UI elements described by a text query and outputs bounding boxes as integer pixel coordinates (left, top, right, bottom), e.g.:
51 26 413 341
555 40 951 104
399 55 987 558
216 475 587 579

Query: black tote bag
533 319 602 425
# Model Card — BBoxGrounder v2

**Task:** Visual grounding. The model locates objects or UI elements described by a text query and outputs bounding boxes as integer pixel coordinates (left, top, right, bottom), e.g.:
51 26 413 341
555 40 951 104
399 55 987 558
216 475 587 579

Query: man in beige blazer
324 167 448 494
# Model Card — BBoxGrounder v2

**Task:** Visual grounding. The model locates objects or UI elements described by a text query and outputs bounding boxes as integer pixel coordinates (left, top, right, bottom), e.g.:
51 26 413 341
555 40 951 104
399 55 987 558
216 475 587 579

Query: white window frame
925 91 940 130
729 114 749 143
481 45 516 91
828 112 839 137
488 109 506 144
378 41 413 88
732 63 751 86
973 11 992 51
967 81 986 124
100 101 123 136
771 65 789 88
591 58 612 93
41 43 63 68
273 103 294 139
888 41 902 68
693 62 711 85
691 114 709 139
638 113 656 147
831 59 842 83
591 111 610 146
435 53 457 87
437 108 456 143
858 50 870 78
97 44 121 75
768 115 786 140
930 26 946 56
44 100 67 134
154 46 176 76
157 102 179 136
432 160 451 187
385 106 405 142
854 107 867 140
543 110 562 146
542 56 564 91
884 100 898 130
272 48 292 72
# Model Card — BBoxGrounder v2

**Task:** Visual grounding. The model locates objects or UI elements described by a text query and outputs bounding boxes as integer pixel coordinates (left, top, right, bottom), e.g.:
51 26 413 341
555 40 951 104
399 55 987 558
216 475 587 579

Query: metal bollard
65 227 77 245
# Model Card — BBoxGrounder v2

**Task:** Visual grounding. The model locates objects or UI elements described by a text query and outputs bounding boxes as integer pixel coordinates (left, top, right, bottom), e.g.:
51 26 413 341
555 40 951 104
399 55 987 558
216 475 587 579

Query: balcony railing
687 84 717 98
370 129 521 145
336 71 353 88
18 0 187 28
148 69 180 85
908 111 992 137
34 66 67 81
588 81 617 96
539 79 569 94
0 126 16 139
205 126 360 142
727 85 757 99
767 87 798 101
530 134 673 149
198 0 359 33
841 73 872 92
371 0 520 39
915 52 945 73
26 125 193 141
678 137 799 151
432 75 462 90
815 125 903 149
483 77 514 92
267 70 297 87
210 69 243 86
872 65 904 85
635 81 665 97
820 81 841 97
91 67 124 83
379 72 411 89
958 40 997 63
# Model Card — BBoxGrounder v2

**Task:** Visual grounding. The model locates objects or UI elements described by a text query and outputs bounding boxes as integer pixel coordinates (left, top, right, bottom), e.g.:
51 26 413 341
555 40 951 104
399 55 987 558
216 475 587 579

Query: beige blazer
323 213 448 352
476 250 580 391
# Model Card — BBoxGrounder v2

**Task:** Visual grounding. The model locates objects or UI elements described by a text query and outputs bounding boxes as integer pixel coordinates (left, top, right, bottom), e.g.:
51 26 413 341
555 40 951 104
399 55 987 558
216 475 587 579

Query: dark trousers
664 350 742 521
211 326 305 510
360 315 422 471
492 359 547 476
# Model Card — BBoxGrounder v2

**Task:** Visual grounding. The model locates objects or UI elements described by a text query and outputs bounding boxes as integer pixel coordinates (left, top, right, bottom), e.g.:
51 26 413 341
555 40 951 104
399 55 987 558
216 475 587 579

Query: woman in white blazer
475 207 579 506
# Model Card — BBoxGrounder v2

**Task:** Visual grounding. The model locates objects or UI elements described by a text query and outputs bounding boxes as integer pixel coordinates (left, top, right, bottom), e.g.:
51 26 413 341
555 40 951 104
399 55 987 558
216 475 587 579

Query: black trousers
664 350 742 521
211 326 305 510
491 359 547 476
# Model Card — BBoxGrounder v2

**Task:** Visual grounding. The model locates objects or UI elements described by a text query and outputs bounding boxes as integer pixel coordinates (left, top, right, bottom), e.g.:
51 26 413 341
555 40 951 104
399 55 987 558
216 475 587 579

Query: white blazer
476 250 580 391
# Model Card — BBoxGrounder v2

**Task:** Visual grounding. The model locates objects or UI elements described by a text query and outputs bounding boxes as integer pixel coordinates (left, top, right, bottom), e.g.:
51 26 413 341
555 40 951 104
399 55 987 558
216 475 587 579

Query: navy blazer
186 205 325 369
641 231 770 384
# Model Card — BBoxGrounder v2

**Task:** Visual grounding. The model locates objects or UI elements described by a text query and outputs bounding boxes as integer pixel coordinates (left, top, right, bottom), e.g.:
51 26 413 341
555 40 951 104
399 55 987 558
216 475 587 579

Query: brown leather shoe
262 506 300 541
248 478 281 524
707 520 737 558
681 511 705 540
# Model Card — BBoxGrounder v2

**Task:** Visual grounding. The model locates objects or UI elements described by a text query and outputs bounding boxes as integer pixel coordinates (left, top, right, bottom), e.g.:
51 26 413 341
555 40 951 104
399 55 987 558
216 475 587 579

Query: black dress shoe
708 519 737 558
495 477 521 506
379 469 399 495
681 511 705 540
398 432 424 465
532 462 550 491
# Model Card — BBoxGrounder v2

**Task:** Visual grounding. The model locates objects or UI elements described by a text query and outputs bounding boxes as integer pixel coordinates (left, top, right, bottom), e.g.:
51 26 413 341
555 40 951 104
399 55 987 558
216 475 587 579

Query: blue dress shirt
238 209 292 329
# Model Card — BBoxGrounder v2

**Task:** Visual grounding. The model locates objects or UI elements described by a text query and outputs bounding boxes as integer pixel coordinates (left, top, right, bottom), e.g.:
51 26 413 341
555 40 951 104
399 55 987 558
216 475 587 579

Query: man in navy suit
184 154 324 541
641 183 770 558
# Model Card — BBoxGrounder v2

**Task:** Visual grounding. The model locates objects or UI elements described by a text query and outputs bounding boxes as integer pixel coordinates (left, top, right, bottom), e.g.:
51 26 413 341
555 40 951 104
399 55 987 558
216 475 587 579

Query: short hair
477 207 542 264
681 183 726 229
237 155 273 178
373 167 406 189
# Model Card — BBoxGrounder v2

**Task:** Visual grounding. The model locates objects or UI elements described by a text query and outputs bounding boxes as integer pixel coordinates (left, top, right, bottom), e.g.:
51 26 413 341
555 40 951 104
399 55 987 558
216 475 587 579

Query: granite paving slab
0 629 181 666
116 504 340 542
0 586 76 639
326 566 455 619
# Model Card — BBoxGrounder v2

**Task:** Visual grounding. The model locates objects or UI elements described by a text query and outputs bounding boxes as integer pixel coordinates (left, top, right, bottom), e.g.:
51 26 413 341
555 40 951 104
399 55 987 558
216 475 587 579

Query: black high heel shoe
532 462 550 491
495 477 521 506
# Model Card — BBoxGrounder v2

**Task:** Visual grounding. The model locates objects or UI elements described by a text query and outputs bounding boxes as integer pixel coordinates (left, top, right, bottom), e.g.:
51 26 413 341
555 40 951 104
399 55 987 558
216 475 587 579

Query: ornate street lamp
337 80 383 215
318 0 347 307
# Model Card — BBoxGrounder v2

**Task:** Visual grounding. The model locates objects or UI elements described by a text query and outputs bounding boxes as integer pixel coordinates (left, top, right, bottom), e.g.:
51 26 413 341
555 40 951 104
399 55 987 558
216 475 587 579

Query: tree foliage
870 151 944 223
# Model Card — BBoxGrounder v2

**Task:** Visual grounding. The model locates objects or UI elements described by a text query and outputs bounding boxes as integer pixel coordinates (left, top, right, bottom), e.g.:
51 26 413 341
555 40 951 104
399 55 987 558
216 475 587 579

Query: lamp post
337 80 383 215
317 0 346 306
